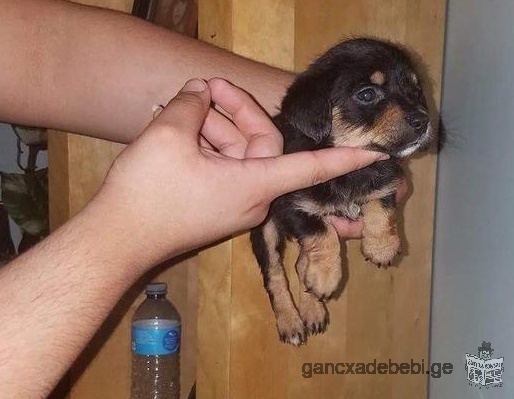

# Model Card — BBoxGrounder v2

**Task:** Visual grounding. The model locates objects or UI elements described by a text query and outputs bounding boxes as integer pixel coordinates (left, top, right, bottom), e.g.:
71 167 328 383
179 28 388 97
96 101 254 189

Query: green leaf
0 169 49 237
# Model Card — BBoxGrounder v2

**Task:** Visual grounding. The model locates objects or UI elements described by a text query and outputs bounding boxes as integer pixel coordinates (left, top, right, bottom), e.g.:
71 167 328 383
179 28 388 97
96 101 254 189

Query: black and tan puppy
250 38 433 346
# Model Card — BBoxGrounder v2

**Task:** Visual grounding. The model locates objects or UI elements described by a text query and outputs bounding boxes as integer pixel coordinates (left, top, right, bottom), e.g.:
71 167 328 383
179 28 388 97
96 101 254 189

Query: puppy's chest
291 178 399 221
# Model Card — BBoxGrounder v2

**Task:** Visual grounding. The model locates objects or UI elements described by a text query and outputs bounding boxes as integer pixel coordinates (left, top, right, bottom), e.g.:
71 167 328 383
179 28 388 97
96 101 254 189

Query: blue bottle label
132 319 181 355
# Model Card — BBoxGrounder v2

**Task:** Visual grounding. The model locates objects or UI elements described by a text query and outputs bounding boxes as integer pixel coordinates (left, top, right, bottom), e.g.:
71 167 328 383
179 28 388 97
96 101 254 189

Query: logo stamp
466 341 504 388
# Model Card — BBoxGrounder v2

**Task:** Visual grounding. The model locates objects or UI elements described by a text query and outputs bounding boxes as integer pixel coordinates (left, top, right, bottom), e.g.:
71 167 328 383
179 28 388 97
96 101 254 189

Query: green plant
0 125 48 261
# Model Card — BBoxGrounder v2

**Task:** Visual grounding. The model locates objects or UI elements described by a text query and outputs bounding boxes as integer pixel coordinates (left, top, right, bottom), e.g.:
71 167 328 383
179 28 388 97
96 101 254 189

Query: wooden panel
196 0 446 398
197 2 295 398
67 135 124 214
48 1 197 398
229 2 296 398
231 0 294 70
196 242 232 399
292 2 445 398
48 131 70 231
196 3 234 398
198 0 233 50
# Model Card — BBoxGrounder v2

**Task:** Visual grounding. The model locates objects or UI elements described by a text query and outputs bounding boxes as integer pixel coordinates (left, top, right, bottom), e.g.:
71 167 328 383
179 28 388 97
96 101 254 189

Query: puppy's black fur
250 38 433 346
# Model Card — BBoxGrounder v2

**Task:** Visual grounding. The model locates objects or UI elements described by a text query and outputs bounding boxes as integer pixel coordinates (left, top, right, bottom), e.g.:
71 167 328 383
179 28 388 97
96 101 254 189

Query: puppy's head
281 38 433 157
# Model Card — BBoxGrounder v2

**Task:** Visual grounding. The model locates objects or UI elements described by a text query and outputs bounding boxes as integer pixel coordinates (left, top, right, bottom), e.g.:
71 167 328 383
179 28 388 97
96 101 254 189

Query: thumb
149 79 211 143
258 147 389 198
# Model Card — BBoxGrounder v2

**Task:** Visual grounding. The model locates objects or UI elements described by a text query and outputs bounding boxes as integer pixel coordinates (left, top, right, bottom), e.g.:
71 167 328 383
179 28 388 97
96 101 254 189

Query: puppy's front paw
300 225 342 299
304 261 342 300
299 292 329 335
276 308 307 346
361 234 401 267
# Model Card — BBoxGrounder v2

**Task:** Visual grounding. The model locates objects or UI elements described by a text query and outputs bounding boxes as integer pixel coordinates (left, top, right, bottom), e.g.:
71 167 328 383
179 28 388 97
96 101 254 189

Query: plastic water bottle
131 282 181 399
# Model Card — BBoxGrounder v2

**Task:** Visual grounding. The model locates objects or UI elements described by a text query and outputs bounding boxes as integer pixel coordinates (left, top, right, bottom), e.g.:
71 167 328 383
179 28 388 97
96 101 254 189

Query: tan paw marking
304 260 342 299
275 307 307 346
299 292 329 335
361 199 401 267
361 233 401 266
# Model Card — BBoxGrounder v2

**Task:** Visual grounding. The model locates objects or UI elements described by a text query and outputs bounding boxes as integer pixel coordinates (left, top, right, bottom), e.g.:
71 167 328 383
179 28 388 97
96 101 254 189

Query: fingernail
181 78 207 93
372 152 389 161
152 104 164 119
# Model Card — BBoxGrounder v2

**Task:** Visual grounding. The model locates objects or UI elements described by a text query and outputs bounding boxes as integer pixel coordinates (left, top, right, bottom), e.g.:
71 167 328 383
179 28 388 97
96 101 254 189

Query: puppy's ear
281 72 335 144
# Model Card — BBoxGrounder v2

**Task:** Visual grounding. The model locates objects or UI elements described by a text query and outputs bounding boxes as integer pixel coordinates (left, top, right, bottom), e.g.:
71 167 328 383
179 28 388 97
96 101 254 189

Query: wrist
80 190 180 276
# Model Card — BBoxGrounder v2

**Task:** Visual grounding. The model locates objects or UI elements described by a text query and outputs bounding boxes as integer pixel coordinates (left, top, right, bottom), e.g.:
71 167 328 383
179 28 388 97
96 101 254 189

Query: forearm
0 0 293 143
0 197 149 398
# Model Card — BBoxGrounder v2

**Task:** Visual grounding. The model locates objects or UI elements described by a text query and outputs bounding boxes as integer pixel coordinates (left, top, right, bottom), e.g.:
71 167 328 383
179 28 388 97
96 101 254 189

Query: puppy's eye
356 87 378 104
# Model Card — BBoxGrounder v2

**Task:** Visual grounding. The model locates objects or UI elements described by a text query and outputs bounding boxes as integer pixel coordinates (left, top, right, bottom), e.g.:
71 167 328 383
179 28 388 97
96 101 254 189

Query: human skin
0 0 293 142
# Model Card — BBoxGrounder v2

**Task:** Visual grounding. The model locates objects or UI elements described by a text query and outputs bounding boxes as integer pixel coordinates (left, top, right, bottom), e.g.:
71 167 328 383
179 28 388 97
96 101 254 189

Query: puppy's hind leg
300 222 342 300
250 219 306 346
296 251 329 335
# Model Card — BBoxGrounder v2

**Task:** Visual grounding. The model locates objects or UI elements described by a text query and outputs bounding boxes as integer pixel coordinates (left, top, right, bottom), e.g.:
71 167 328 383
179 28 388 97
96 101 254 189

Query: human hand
92 78 388 271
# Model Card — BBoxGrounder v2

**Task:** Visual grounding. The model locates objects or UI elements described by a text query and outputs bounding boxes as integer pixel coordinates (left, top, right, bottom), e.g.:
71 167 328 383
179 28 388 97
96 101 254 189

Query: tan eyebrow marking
370 71 385 85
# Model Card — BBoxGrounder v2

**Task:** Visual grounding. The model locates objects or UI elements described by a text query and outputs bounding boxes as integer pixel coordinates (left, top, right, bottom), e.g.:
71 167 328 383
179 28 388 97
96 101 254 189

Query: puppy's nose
406 112 430 131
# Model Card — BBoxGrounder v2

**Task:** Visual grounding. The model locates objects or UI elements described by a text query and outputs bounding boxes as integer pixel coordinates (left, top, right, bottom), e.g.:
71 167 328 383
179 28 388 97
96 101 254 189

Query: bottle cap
146 282 167 295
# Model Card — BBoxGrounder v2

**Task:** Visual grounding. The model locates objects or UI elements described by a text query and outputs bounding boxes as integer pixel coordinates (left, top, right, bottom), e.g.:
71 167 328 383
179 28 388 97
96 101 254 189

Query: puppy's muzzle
406 111 430 133
397 111 433 157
